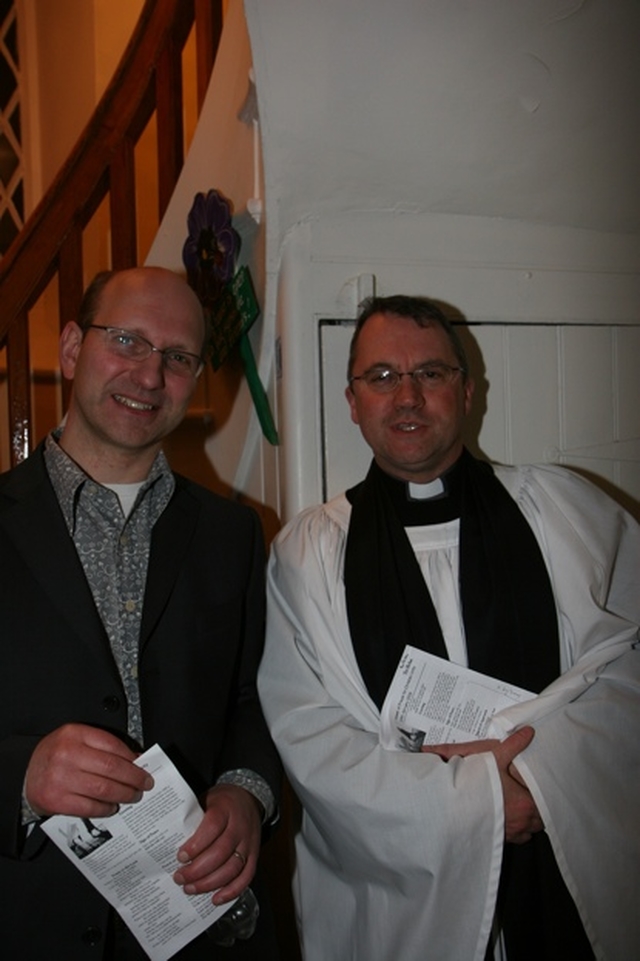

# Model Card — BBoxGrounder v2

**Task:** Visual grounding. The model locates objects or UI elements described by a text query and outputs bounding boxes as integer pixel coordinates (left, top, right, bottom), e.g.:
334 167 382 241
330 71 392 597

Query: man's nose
132 349 165 387
394 373 424 405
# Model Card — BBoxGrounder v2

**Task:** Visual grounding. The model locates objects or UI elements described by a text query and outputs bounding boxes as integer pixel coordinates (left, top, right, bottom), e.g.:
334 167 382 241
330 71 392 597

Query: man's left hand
173 784 262 904
421 726 544 843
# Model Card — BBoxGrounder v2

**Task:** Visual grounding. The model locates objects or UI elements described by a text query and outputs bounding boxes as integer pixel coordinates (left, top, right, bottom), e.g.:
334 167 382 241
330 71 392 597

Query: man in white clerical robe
258 295 640 961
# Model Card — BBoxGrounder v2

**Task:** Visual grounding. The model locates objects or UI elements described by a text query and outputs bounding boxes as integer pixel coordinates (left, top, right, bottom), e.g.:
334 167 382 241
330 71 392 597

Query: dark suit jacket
0 445 281 960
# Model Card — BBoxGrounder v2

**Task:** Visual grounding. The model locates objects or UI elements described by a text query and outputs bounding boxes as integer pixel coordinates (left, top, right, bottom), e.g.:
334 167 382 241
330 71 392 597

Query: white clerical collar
407 478 445 500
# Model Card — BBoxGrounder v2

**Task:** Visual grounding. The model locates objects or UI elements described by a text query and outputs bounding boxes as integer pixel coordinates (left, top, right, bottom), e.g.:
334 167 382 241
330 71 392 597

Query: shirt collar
44 429 174 532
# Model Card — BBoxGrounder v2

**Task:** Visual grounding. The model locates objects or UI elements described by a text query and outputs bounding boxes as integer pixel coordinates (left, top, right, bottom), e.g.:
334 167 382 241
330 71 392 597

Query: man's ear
345 385 359 426
463 376 475 416
59 322 83 380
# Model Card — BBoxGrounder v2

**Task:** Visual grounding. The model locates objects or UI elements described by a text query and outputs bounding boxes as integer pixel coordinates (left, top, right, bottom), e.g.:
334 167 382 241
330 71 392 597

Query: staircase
0 0 222 468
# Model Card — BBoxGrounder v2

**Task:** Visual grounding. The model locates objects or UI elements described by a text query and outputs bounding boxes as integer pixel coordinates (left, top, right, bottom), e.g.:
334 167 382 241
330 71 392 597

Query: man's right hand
491 727 544 844
24 723 154 818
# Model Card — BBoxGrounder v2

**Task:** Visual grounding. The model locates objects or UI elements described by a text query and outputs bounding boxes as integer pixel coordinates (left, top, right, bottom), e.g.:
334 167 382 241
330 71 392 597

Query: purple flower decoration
182 189 240 285
182 187 279 444
183 189 245 369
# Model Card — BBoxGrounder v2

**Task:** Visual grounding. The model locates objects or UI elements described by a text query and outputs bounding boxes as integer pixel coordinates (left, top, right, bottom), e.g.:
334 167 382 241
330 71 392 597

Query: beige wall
2 0 145 467
26 0 144 195
2 1 211 469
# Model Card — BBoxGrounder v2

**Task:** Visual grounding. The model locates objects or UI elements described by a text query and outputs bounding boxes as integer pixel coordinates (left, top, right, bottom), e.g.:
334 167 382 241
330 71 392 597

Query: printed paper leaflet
380 646 535 751
41 744 235 961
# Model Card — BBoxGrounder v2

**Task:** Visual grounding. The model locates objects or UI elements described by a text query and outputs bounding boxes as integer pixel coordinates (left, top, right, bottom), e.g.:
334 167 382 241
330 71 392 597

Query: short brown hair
348 295 468 381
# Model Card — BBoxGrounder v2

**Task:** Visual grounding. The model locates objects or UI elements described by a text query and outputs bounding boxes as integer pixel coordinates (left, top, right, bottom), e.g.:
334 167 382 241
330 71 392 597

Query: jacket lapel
0 450 119 676
140 480 200 649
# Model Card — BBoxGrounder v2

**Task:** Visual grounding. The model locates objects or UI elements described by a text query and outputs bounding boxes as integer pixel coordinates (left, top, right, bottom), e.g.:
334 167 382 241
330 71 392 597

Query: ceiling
245 0 640 239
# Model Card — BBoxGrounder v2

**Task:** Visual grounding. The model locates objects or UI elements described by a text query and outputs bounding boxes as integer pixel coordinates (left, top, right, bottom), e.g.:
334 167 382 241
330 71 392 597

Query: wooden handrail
0 0 222 465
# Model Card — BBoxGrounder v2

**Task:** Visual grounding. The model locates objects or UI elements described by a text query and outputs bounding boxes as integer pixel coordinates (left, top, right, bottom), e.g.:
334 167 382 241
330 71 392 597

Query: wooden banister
0 0 222 466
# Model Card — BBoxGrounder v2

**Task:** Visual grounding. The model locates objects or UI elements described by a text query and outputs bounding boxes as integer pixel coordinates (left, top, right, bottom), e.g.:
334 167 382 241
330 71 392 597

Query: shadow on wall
431 302 490 464
163 413 281 545
454 312 639 522
455 319 490 464
163 347 281 544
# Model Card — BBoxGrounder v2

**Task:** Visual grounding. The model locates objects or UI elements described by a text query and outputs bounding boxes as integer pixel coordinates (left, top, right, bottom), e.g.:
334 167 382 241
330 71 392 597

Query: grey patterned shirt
37 432 274 822
45 431 173 746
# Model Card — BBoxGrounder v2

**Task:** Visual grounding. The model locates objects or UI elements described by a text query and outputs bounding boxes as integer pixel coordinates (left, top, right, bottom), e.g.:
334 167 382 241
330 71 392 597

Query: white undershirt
405 518 468 667
104 482 144 518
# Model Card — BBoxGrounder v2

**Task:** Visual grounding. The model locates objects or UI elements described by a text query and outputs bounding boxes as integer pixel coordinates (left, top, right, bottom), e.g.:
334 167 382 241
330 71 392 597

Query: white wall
242 0 640 523
146 0 278 513
150 0 640 525
20 0 143 201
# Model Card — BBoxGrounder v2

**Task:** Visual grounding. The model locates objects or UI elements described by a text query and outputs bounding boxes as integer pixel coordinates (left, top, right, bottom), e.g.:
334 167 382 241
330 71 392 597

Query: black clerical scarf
344 448 559 708
344 449 595 960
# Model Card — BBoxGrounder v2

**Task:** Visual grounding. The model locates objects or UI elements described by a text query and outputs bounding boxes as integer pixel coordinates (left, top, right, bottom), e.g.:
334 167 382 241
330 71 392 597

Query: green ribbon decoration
209 266 279 446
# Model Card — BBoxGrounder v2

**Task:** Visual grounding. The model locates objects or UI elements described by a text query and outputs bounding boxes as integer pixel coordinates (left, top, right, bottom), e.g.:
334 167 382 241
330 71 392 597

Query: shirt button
102 695 121 713
81 926 103 945
124 599 136 613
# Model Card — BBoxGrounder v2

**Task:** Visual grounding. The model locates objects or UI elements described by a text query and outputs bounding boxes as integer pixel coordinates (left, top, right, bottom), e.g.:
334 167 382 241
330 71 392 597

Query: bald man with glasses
0 267 281 960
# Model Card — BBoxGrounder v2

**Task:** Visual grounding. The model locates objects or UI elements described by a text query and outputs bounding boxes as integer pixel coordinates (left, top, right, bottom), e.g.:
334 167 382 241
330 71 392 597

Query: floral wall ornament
183 189 239 292
183 188 279 445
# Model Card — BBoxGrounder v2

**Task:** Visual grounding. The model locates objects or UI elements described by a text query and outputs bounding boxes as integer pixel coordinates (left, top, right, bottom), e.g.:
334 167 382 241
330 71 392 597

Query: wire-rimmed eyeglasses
86 326 204 378
349 363 465 394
